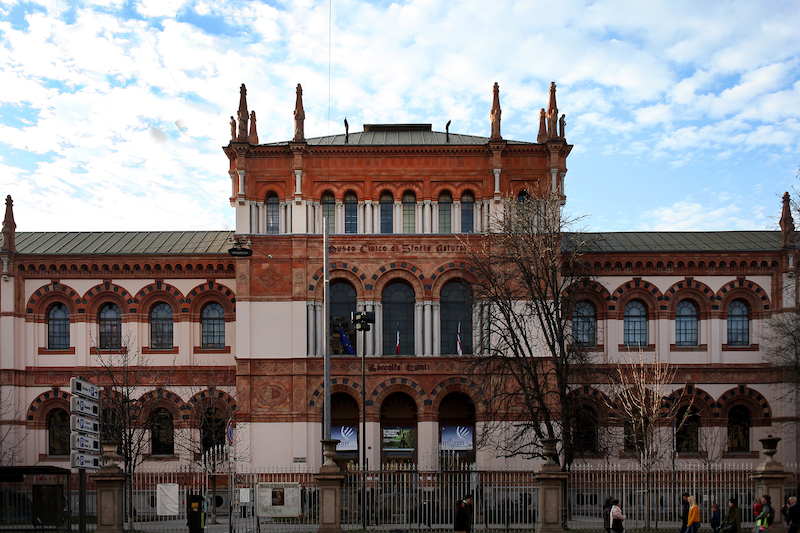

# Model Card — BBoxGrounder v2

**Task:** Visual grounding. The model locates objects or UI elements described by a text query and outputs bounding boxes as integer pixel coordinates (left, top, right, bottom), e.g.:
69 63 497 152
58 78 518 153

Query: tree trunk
210 475 218 524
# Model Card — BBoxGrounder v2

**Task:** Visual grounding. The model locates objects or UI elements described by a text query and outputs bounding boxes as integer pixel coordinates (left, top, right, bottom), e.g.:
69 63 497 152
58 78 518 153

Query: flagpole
323 218 331 441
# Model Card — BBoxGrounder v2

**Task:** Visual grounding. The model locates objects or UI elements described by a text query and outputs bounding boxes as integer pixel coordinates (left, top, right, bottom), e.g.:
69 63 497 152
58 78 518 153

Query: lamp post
351 310 374 529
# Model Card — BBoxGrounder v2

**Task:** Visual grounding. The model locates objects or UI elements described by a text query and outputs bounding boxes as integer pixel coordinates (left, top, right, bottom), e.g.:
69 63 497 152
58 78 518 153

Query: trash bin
187 493 204 533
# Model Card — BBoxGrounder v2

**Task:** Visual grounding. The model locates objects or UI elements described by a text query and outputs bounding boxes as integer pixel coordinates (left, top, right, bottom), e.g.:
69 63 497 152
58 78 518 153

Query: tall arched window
99 303 122 350
380 192 393 234
330 282 357 355
571 405 598 454
572 301 596 346
344 192 358 234
321 192 335 234
402 193 416 233
47 409 70 456
727 405 751 452
150 408 174 455
461 192 474 233
676 406 700 452
150 303 173 349
441 282 473 355
201 303 225 349
727 300 749 346
48 303 70 349
623 300 647 347
438 192 452 233
201 407 225 452
675 300 699 346
382 282 415 355
266 194 279 234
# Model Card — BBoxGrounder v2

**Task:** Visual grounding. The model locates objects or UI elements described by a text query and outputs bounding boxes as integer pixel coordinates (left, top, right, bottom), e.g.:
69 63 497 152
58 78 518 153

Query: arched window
676 406 700 452
623 300 647 347
380 192 393 234
344 192 358 234
438 192 452 233
441 282 473 355
572 301 596 346
321 192 335 234
150 408 174 455
461 192 474 233
201 407 225 452
330 282 357 355
675 300 699 346
99 303 122 350
266 194 279 234
48 303 70 349
727 300 749 346
47 409 70 456
150 303 173 350
201 303 225 349
727 405 750 452
572 405 598 453
382 282 415 355
402 193 416 233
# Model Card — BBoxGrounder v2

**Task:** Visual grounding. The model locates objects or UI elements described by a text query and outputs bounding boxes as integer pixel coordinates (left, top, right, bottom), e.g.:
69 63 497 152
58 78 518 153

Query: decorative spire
293 84 305 142
537 108 548 143
547 82 558 140
490 82 502 140
780 191 796 249
1 195 16 253
249 111 258 144
237 83 249 142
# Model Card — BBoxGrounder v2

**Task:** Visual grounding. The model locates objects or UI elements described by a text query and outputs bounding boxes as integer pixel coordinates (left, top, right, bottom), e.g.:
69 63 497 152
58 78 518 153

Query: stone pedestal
93 464 126 533
751 436 790 533
314 439 345 533
535 439 567 533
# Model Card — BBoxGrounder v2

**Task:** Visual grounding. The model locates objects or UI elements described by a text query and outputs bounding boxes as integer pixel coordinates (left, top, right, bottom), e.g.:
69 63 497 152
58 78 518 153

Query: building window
623 300 647 347
201 303 225 349
321 192 335 234
47 409 70 456
624 418 646 453
675 300 699 346
201 407 225 452
676 406 699 453
344 192 357 234
266 194 279 234
380 192 393 234
402 193 416 233
727 405 750 452
99 303 122 350
461 192 474 233
441 282 473 355
150 303 174 350
150 408 174 455
330 282 357 355
47 303 70 349
382 282 415 355
727 299 749 346
572 406 598 454
572 301 596 347
438 192 452 233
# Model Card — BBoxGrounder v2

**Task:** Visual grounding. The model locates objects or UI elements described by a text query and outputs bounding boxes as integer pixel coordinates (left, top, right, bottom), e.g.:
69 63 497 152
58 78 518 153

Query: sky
1 0 800 233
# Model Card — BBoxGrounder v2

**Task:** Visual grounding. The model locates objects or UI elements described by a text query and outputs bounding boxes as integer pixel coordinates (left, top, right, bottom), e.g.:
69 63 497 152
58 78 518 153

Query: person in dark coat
604 496 614 533
680 493 691 533
454 494 473 533
781 496 798 533
723 497 742 533
711 503 721 533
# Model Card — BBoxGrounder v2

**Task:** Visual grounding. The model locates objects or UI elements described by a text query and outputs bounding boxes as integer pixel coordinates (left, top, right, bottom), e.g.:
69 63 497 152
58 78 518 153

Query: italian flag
396 323 400 354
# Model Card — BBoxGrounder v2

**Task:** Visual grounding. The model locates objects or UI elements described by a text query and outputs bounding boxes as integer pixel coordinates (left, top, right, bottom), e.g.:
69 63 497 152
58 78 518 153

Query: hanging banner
441 426 473 451
156 483 180 516
382 427 414 450
332 426 358 451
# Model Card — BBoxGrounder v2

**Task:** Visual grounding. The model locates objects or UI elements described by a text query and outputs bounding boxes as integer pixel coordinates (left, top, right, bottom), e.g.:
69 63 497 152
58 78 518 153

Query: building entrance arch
380 392 417 465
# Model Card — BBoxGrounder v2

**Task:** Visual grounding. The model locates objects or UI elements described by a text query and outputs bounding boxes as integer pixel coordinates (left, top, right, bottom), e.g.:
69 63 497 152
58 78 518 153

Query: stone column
315 302 323 357
356 302 365 357
335 200 343 234
315 439 345 533
365 302 374 356
308 302 316 357
415 302 424 356
358 202 365 233
423 301 432 356
423 200 431 234
535 439 567 533
751 436 790 533
94 444 126 533
374 302 383 356
432 302 440 356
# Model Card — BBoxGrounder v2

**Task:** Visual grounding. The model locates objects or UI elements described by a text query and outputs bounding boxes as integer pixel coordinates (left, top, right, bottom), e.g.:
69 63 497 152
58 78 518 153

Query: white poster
156 483 180 516
256 483 301 518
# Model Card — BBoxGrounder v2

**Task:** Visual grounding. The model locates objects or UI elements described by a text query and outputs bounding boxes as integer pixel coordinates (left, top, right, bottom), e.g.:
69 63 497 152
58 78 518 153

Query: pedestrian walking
687 496 700 533
711 503 721 533
611 499 626 533
722 497 742 533
755 495 773 533
454 494 473 533
680 493 691 533
603 496 614 533
781 496 798 533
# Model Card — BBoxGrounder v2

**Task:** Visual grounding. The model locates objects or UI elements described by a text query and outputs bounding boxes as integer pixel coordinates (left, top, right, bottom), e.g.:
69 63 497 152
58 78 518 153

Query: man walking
680 493 690 533
781 496 798 533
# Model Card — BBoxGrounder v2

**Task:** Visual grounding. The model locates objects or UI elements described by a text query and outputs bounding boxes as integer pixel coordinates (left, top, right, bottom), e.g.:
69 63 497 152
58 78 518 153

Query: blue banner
332 426 358 451
441 425 473 450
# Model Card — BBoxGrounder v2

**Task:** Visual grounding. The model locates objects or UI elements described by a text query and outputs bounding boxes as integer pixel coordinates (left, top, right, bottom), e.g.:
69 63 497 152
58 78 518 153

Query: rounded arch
186 388 237 424
134 283 187 320
186 281 236 317
26 388 71 429
429 378 486 414
662 278 715 319
717 386 772 423
714 278 770 318
25 282 81 319
308 383 366 423
609 279 664 318
431 185 455 199
564 279 612 320
371 266 425 297
82 283 134 316
660 385 716 420
138 388 187 427
256 186 287 202
567 386 611 422
430 267 479 300
373 380 429 420
309 265 367 300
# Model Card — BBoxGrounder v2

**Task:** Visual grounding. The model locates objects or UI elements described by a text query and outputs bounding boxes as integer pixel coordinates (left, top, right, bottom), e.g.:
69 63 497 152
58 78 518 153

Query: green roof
5 231 234 255
576 231 781 253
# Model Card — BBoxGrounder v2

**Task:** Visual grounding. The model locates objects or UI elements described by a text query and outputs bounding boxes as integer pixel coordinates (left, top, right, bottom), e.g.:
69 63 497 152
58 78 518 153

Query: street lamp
351 310 375 529
227 235 253 257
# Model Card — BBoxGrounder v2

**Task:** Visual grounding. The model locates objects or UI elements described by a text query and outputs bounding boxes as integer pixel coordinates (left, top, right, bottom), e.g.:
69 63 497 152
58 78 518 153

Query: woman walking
723 497 743 533
688 496 701 533
611 499 626 532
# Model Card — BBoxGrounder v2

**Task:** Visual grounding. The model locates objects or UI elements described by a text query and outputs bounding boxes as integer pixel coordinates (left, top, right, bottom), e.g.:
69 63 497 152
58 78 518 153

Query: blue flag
339 326 356 355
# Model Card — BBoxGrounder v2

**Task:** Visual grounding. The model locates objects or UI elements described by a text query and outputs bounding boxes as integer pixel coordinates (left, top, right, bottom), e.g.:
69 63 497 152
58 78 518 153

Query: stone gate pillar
315 439 345 533
93 443 126 533
751 436 790 533
535 439 568 533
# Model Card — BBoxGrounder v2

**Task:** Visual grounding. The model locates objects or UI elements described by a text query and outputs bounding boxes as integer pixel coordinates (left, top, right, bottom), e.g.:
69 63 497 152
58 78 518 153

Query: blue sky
1 0 799 232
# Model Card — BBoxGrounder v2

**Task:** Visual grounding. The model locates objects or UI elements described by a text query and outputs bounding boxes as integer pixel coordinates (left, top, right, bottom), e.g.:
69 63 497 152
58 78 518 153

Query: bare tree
95 334 174 530
761 307 800 404
465 191 601 469
0 386 26 465
605 349 692 529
